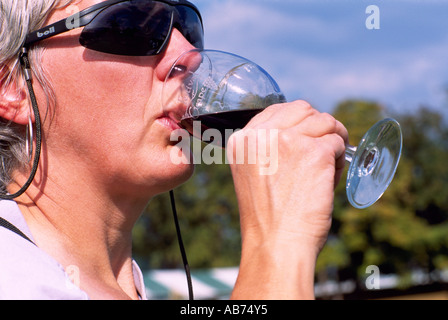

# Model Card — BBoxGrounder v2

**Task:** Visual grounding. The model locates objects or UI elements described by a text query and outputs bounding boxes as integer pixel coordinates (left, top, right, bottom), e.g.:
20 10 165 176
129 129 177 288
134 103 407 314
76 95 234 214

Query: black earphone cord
1 48 194 300
170 190 194 300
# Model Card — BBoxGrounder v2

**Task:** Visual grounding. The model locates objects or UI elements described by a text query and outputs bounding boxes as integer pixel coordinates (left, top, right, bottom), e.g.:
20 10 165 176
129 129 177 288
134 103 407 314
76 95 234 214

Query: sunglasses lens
80 2 171 56
80 1 203 56
175 6 204 50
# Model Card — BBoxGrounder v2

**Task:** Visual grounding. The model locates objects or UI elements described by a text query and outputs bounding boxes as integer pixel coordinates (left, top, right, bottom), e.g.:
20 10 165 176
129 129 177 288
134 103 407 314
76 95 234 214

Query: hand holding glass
163 50 402 209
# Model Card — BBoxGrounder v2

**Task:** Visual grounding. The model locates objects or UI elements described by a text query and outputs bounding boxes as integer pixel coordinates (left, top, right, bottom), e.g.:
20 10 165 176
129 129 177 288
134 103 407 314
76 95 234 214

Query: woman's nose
155 28 198 82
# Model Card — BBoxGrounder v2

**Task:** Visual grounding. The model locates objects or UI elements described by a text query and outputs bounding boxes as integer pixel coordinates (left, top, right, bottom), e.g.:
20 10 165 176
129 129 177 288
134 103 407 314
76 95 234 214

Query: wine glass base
346 118 403 209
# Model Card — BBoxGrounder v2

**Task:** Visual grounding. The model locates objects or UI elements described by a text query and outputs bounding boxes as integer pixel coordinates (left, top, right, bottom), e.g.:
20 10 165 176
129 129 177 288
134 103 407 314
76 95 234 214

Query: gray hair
0 0 76 193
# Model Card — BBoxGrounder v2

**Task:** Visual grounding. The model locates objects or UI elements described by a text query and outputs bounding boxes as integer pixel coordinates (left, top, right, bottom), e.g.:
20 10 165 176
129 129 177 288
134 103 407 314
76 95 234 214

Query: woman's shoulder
0 200 88 300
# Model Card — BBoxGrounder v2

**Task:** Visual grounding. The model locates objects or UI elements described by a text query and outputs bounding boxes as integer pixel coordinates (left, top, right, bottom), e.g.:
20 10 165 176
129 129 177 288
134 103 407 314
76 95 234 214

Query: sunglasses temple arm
23 6 102 48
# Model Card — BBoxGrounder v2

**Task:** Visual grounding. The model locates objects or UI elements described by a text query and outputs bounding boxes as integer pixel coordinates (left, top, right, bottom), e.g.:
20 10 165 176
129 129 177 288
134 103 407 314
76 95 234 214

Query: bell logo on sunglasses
24 0 204 57
37 27 56 38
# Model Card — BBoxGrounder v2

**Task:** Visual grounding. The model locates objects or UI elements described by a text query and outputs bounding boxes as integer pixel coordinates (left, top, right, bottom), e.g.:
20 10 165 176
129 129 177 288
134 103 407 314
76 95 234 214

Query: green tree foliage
319 100 448 290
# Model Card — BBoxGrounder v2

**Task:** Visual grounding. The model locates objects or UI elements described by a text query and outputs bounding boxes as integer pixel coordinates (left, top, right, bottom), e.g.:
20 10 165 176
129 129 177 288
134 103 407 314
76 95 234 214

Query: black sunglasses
24 0 204 56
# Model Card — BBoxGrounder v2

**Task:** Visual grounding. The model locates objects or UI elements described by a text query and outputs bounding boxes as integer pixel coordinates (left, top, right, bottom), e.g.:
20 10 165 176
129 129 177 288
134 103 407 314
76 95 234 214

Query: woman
0 0 348 299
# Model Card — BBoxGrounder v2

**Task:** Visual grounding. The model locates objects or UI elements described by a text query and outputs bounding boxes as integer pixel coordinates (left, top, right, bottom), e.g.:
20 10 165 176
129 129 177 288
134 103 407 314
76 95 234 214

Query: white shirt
0 200 147 300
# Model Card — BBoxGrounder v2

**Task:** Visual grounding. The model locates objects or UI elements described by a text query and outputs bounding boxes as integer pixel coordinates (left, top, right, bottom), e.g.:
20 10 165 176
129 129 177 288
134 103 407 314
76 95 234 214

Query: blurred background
133 0 448 299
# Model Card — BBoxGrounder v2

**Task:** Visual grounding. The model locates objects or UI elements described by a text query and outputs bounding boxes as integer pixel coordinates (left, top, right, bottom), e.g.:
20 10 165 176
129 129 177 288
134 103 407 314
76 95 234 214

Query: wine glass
162 49 403 209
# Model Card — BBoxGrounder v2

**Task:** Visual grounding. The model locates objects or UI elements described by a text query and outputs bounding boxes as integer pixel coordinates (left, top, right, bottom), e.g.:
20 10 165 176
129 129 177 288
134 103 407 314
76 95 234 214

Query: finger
319 133 346 162
318 133 347 188
297 112 349 144
246 100 315 129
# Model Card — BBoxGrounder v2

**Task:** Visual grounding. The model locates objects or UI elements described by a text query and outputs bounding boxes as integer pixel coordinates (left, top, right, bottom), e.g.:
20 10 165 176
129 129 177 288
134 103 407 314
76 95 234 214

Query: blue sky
193 0 448 119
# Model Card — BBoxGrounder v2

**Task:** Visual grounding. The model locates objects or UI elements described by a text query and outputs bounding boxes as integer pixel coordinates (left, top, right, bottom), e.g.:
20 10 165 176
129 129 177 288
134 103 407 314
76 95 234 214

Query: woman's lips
156 116 182 131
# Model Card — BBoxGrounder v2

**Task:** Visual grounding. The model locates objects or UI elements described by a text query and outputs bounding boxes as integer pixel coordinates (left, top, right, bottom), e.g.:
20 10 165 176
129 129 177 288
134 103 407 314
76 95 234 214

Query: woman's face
36 0 196 198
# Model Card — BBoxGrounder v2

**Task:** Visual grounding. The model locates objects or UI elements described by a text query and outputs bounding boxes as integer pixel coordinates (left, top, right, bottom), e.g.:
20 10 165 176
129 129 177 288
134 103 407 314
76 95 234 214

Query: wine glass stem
345 144 357 164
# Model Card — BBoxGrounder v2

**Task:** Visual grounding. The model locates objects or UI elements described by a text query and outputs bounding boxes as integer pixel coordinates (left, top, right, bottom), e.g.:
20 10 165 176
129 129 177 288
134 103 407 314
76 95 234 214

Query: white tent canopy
144 267 238 300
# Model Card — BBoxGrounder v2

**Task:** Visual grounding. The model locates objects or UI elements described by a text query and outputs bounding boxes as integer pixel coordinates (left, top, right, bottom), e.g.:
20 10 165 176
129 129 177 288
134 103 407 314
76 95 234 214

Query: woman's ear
0 67 32 125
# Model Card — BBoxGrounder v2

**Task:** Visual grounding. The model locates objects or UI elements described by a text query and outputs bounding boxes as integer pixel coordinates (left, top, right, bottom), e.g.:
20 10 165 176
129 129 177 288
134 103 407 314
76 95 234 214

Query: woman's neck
13 177 147 300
